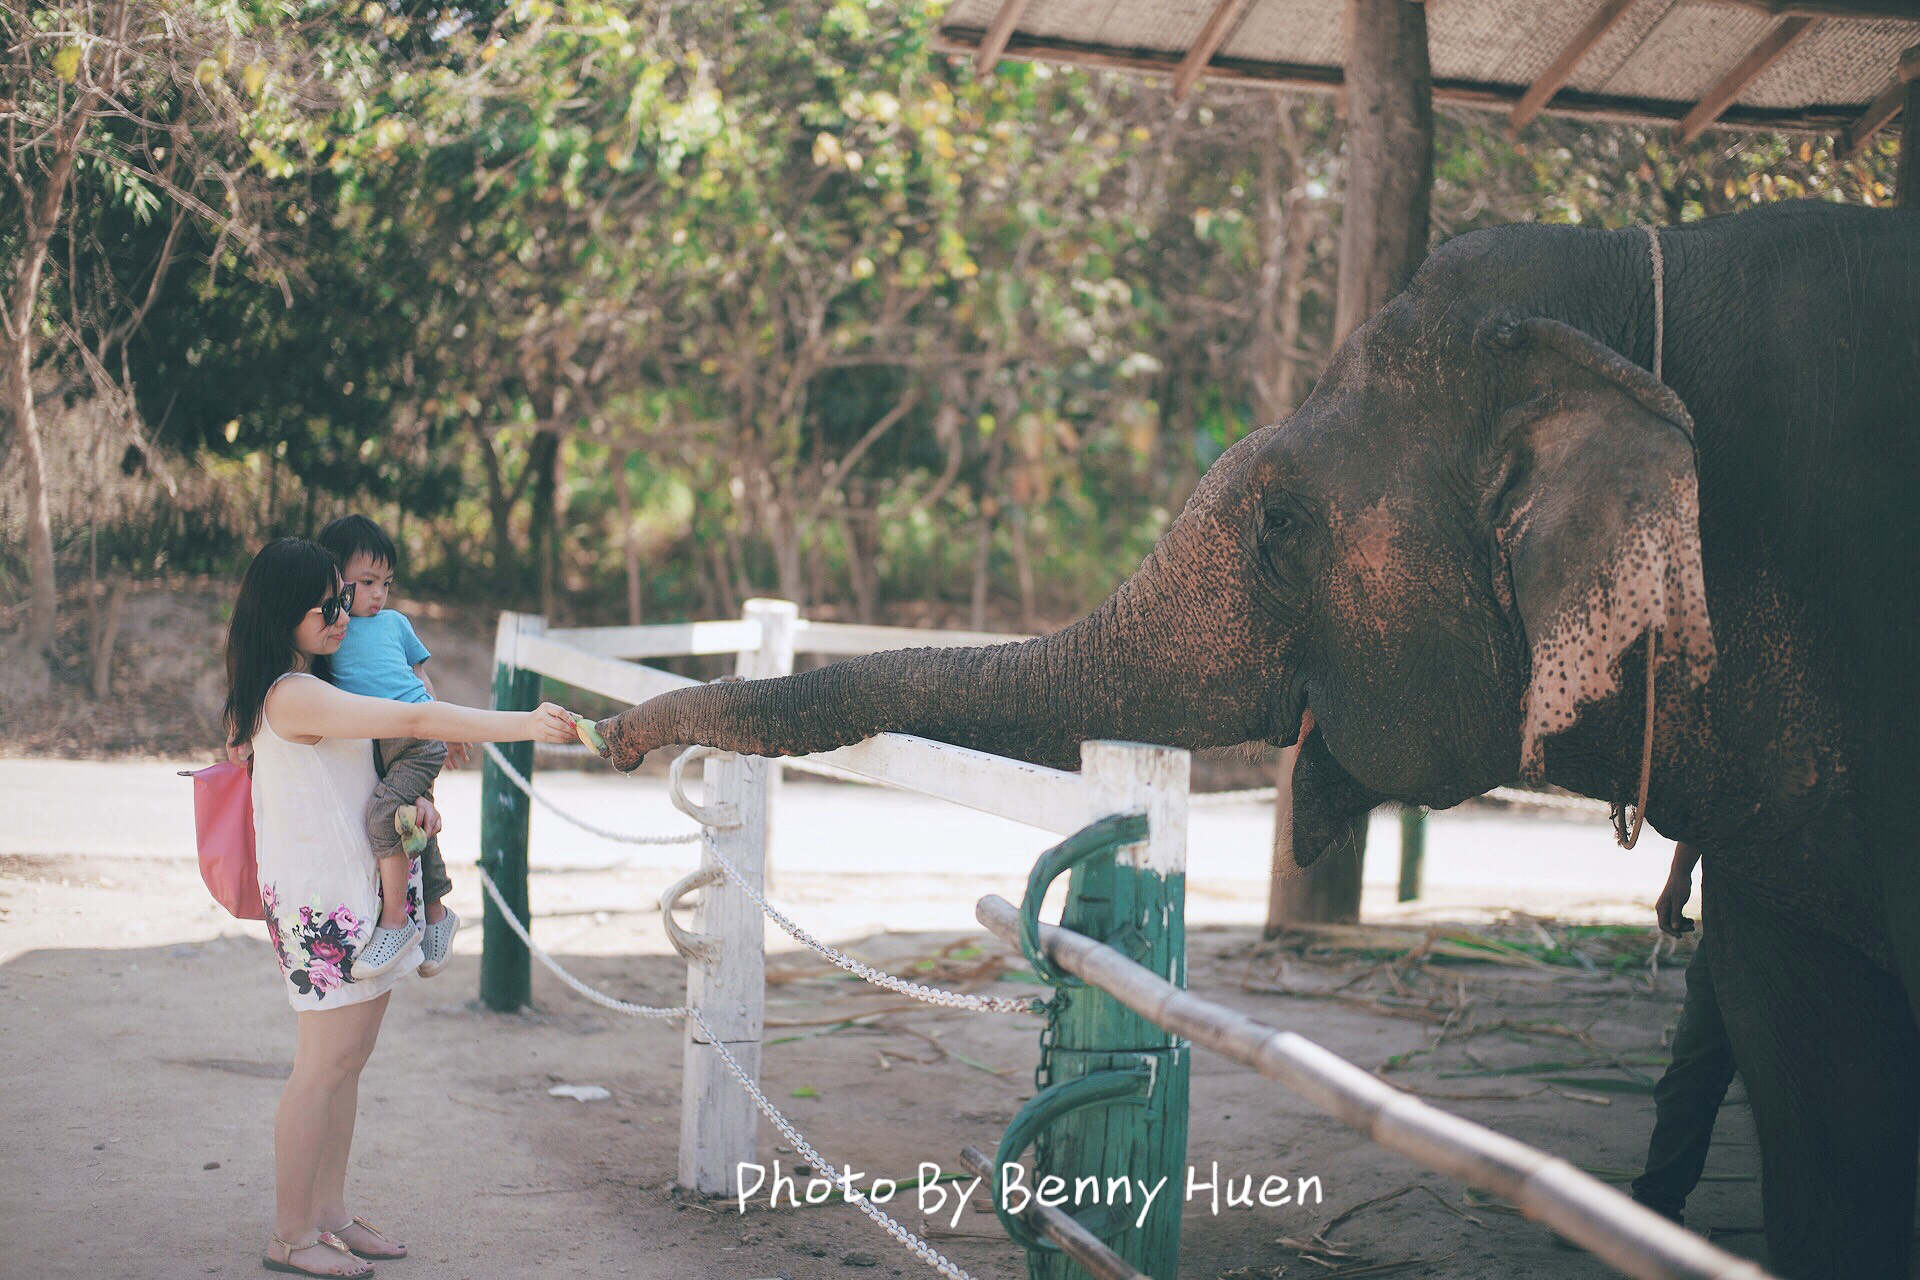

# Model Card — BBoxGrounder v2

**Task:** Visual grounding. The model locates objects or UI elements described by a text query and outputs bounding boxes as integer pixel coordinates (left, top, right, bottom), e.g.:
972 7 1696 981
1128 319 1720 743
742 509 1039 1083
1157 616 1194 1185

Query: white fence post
676 747 767 1196
736 598 797 893
1081 740 1190 887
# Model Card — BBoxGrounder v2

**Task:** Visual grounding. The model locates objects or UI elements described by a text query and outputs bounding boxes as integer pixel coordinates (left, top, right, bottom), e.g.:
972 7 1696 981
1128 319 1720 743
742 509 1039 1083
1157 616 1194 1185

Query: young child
316 514 466 979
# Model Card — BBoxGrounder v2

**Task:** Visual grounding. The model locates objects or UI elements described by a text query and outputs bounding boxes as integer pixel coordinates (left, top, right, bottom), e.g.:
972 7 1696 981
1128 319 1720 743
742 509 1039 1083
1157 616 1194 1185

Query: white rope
482 742 701 846
477 864 690 1020
695 833 1044 1015
1192 784 1610 816
1190 786 1281 807
1484 785 1612 816
1645 224 1666 383
473 866 985 1280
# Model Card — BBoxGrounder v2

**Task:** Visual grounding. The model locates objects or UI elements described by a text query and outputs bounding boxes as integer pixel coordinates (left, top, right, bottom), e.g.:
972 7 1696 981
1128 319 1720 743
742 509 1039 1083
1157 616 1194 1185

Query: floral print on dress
262 884 366 1000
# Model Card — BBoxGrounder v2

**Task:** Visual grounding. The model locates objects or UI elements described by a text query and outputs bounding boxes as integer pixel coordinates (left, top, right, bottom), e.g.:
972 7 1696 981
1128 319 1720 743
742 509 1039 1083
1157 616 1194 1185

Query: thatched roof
936 0 1920 145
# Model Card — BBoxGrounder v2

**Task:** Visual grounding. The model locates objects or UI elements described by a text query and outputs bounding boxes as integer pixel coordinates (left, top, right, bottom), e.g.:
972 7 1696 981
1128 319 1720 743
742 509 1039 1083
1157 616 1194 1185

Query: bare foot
325 1216 408 1260
263 1233 370 1277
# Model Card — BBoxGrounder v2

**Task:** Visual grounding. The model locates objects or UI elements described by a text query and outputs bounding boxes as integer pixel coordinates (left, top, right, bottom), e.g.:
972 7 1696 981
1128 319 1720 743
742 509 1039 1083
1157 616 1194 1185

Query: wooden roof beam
1676 16 1821 144
1172 0 1258 103
1843 70 1909 157
1897 43 1920 206
973 0 1035 78
1509 0 1639 136
1703 0 1920 18
929 26 1876 134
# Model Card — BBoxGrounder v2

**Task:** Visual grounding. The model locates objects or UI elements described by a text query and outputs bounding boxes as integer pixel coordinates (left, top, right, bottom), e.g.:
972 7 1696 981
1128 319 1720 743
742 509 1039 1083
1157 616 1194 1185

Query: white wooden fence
491 599 1184 1195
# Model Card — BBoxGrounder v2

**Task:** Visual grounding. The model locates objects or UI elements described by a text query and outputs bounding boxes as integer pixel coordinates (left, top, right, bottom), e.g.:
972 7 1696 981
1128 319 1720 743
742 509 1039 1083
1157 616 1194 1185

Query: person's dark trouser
369 735 453 905
1631 939 1738 1224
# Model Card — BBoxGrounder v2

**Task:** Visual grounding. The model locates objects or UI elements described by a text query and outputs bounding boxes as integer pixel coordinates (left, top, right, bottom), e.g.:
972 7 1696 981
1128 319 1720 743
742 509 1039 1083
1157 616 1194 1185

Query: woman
224 538 576 1276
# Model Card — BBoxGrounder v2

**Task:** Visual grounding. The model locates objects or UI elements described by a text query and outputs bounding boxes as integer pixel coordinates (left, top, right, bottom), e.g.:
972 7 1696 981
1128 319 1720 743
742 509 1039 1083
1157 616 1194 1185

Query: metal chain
697 834 1044 1016
473 867 985 1280
482 742 701 846
690 1022 985 1280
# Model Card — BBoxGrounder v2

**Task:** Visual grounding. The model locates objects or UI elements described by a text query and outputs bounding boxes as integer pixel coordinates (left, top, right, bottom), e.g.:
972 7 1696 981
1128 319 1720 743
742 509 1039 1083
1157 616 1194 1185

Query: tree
1 0 325 664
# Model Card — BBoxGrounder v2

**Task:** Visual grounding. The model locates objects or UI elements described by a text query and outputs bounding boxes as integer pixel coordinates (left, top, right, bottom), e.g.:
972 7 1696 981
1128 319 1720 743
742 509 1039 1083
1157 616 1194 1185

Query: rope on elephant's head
1613 629 1658 850
1613 225 1669 853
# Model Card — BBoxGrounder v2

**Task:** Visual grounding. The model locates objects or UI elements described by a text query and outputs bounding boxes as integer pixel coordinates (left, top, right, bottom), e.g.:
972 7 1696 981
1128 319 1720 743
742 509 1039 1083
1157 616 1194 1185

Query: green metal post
480 612 544 1011
1000 743 1190 1280
1397 805 1427 903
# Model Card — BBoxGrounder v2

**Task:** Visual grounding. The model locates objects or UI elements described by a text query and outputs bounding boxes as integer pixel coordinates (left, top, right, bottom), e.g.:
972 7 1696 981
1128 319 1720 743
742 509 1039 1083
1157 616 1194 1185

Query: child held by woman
314 515 465 979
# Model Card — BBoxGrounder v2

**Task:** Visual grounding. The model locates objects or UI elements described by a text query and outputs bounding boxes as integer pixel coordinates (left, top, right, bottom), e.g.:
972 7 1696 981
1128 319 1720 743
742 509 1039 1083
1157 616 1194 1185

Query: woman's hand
528 702 577 744
412 796 445 840
443 741 472 770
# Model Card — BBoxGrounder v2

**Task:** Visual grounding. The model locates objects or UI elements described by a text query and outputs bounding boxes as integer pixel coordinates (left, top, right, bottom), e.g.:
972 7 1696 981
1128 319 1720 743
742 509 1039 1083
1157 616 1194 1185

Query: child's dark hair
316 513 398 573
223 538 339 748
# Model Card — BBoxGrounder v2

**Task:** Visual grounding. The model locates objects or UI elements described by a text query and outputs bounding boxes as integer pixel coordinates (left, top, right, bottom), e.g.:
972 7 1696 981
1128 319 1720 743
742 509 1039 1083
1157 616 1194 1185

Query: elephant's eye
1262 508 1293 543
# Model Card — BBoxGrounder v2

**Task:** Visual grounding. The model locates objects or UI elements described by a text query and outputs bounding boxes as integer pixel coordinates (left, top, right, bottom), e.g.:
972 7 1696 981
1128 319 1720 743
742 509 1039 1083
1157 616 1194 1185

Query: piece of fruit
394 805 428 854
572 713 608 754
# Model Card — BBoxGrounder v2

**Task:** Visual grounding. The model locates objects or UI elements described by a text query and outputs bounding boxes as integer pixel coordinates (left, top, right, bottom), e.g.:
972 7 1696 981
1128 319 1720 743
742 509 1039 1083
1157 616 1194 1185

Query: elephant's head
600 231 1717 865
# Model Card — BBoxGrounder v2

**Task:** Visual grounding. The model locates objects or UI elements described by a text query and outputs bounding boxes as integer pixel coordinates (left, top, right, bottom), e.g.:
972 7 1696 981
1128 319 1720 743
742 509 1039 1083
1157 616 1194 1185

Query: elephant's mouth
1280 710 1382 874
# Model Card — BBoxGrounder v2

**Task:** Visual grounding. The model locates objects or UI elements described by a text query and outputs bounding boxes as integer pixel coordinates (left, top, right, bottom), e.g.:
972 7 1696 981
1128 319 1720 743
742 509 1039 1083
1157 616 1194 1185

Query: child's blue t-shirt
332 610 433 704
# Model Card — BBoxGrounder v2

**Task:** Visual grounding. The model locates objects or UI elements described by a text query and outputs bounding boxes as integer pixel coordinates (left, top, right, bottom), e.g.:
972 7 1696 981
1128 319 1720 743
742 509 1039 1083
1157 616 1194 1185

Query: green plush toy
394 804 428 854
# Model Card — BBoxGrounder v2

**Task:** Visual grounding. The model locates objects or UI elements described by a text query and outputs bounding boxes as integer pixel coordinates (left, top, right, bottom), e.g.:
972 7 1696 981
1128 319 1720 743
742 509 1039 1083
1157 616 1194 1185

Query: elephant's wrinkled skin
602 202 1919 1277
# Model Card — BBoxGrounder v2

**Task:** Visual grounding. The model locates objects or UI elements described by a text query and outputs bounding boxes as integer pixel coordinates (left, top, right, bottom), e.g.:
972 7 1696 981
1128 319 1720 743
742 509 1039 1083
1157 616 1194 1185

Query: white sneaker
417 909 460 978
354 921 421 980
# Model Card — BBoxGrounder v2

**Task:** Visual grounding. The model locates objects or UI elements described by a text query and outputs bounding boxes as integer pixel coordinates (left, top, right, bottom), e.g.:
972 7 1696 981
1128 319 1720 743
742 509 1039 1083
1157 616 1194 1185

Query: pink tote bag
183 761 265 920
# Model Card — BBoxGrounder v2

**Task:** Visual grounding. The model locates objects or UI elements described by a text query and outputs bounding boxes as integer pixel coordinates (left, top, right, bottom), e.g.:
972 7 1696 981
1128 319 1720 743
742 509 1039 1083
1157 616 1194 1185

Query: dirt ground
1 829 1789 1280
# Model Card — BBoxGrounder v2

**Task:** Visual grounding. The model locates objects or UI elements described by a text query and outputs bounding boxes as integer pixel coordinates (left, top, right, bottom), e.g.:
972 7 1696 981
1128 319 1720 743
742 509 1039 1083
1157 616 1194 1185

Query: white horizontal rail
517 634 701 704
790 619 1033 654
547 619 764 659
792 733 1103 836
515 634 1102 834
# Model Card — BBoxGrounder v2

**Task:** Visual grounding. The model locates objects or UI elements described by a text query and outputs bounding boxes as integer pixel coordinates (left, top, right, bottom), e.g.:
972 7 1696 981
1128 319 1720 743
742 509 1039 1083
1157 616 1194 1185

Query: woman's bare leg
375 855 410 929
272 997 387 1276
312 994 405 1256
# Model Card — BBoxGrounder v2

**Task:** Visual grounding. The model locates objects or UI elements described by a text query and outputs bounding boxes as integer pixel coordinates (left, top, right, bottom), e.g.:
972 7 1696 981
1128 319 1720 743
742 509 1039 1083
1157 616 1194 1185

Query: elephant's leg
1707 879 1918 1280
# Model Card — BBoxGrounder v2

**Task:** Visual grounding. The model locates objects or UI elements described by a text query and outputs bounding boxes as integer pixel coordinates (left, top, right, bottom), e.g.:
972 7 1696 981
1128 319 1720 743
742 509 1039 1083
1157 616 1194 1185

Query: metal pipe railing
975 894 1775 1280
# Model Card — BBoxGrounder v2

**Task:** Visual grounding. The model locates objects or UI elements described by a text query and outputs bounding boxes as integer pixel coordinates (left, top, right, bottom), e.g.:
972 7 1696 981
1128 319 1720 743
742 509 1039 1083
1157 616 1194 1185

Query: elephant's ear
1484 317 1715 782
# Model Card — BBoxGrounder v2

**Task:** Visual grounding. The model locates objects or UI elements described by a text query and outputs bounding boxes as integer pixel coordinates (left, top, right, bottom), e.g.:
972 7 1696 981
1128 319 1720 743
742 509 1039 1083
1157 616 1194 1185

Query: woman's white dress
252 671 422 1011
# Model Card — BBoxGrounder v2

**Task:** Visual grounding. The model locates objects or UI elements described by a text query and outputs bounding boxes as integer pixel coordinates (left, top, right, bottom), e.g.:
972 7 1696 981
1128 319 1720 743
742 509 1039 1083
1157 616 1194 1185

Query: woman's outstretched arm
266 675 576 745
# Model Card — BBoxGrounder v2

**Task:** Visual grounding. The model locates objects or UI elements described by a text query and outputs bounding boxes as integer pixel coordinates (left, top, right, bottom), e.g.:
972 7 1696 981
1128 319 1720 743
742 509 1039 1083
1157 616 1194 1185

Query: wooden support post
736 599 796 891
480 611 545 1012
1898 44 1920 207
676 748 770 1196
1332 0 1433 346
1396 806 1427 903
1267 743 1369 930
1002 743 1190 1280
1270 0 1430 931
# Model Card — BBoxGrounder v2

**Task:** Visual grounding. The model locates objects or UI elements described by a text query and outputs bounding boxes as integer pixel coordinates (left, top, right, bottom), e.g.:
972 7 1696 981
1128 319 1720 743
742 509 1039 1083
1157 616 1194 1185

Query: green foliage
10 0 1901 627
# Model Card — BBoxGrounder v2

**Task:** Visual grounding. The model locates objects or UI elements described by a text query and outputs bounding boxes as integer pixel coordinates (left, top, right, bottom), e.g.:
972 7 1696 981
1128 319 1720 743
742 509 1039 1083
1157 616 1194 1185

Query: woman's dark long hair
223 538 340 749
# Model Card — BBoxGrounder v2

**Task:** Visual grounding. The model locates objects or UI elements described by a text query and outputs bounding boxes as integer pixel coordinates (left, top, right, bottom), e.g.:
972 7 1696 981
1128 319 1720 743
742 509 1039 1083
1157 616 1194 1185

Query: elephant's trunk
598 465 1291 773
599 627 1107 772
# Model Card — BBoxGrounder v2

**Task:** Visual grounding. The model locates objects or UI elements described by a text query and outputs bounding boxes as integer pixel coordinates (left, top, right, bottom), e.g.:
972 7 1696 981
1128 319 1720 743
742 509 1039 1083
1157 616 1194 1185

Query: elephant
599 201 1919 1278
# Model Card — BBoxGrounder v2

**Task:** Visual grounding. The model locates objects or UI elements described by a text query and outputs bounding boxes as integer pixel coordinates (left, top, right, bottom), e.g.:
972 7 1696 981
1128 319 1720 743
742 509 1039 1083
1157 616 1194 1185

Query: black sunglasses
309 583 357 627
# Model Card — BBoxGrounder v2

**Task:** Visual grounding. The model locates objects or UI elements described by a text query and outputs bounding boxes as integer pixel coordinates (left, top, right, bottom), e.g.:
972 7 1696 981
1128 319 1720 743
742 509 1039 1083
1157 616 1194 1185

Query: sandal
322 1215 408 1261
262 1231 372 1277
